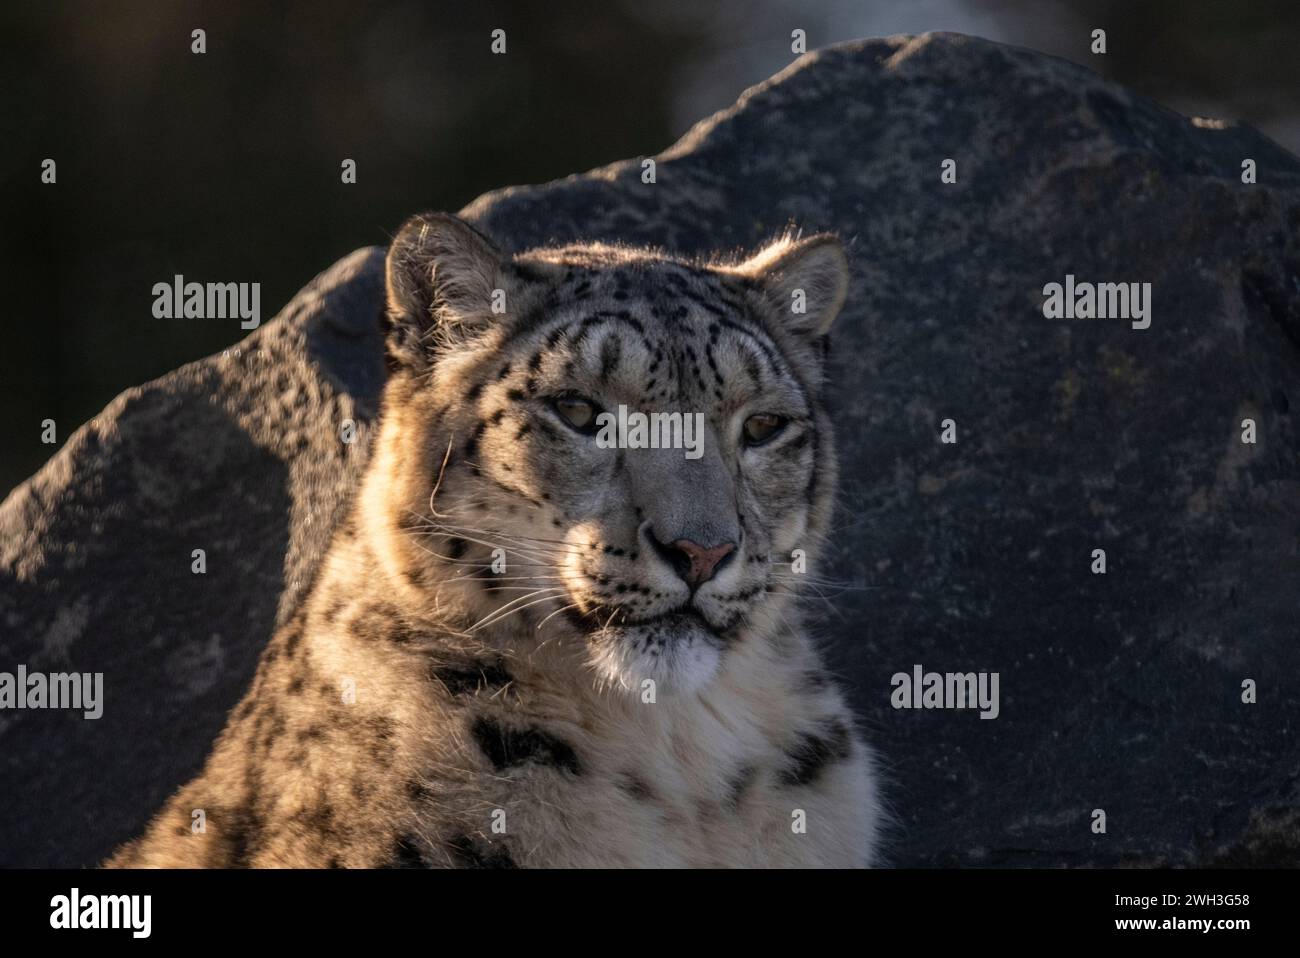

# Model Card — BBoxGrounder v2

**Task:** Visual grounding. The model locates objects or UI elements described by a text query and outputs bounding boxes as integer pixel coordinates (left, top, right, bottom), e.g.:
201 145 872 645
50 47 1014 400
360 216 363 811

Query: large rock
3 33 1298 867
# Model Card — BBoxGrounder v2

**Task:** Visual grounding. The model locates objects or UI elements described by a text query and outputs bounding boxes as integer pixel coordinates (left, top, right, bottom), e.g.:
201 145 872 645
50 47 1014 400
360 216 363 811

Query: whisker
471 592 569 633
536 602 582 630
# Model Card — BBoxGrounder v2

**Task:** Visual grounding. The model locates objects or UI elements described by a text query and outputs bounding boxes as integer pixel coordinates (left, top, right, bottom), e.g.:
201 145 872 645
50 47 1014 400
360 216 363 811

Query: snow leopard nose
650 533 736 590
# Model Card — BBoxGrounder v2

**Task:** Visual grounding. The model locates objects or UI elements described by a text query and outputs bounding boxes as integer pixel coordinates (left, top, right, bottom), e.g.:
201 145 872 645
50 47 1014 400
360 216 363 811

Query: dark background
3 0 1299 498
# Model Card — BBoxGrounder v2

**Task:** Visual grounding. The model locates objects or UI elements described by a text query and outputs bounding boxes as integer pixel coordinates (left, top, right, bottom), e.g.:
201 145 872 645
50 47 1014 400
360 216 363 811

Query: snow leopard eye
552 395 602 434
742 413 786 446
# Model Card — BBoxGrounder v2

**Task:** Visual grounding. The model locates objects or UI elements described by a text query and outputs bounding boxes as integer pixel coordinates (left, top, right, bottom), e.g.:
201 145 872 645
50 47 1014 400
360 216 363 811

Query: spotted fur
108 213 883 868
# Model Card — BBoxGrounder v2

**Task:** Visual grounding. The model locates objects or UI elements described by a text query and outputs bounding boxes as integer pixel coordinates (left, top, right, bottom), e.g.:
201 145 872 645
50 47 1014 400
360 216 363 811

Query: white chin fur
588 626 723 696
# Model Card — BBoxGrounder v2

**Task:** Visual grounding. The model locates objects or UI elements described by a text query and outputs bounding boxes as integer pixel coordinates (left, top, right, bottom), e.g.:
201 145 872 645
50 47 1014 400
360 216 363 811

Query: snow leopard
108 212 884 868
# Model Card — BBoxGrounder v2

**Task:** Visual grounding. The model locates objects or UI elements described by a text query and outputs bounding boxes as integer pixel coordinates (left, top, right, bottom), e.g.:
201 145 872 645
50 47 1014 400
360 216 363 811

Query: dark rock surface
3 32 1298 867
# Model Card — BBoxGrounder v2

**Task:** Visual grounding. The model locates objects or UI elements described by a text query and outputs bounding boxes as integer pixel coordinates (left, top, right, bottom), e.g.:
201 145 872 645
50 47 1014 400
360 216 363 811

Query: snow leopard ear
384 212 507 368
731 233 849 338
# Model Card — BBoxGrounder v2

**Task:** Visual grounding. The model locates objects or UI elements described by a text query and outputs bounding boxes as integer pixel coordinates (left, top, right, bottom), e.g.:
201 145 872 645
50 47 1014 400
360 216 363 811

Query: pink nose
669 539 736 589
